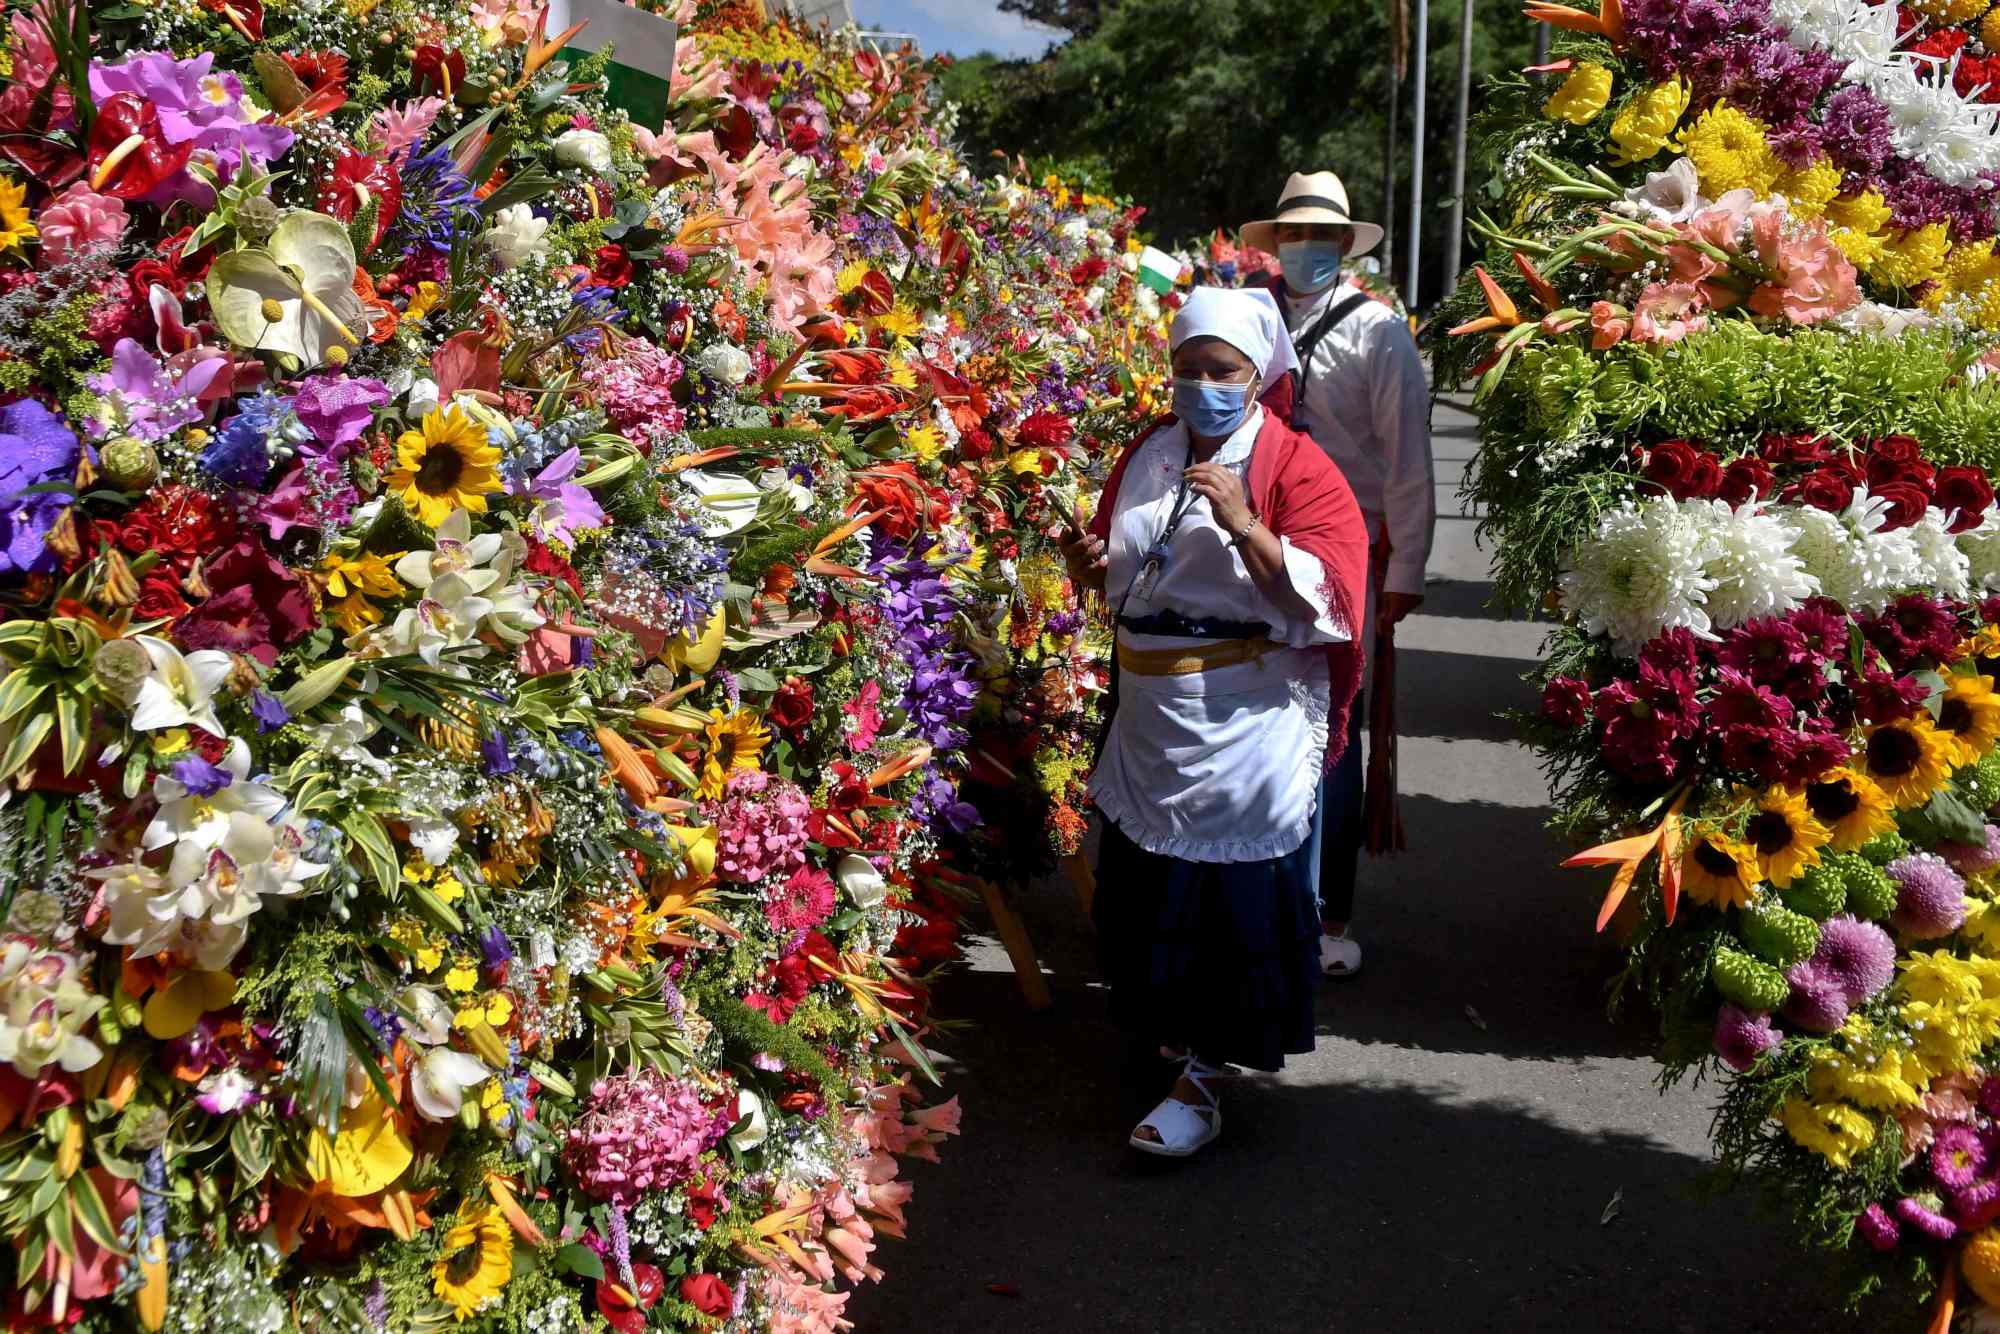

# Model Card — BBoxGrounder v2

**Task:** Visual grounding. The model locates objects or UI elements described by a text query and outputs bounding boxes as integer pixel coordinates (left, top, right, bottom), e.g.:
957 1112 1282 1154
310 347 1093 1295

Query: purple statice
1888 853 1968 940
395 142 481 253
850 212 908 262
1934 1125 1989 1190
0 399 81 580
1810 915 1897 1005
1857 1201 1901 1252
1894 1193 1959 1241
1713 1003 1780 1071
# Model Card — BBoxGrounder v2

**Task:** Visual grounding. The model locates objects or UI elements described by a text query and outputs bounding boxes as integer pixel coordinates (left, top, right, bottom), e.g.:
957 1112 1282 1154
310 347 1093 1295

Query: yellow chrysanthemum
1676 101 1784 197
1929 237 2000 325
1742 787 1831 888
387 406 502 526
1873 223 1953 290
1680 833 1761 908
836 261 872 295
1543 63 1613 125
1801 768 1896 853
1806 1027 1924 1111
1965 1225 2000 1306
1936 672 2000 766
699 708 772 799
905 423 943 463
1608 76 1691 166
0 176 35 252
1861 713 1956 808
1780 1096 1876 1169
1985 3 2000 52
432 1206 514 1320
1826 190 1894 270
1776 157 1843 218
1912 0 1991 23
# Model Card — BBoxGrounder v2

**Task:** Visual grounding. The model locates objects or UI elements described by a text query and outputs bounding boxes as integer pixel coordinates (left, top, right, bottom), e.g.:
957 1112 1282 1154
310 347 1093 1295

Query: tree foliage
996 0 1108 35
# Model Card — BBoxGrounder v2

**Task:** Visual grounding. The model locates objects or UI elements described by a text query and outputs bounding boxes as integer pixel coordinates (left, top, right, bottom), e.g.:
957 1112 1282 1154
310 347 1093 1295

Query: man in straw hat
1242 170 1434 981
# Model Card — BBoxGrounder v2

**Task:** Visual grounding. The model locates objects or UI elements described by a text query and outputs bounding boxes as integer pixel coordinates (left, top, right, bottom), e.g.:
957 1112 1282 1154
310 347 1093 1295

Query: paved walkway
849 396 1869 1333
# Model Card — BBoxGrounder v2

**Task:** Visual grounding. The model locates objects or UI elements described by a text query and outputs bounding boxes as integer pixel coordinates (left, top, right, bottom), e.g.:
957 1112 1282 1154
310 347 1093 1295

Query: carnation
1558 497 1720 655
1691 499 1818 629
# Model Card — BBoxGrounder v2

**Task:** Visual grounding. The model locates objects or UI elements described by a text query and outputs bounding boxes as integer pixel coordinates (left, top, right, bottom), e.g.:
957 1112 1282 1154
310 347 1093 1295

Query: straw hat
1240 171 1384 258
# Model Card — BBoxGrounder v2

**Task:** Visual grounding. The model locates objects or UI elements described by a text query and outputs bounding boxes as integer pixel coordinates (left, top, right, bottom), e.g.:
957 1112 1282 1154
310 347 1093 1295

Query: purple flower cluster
867 538 982 750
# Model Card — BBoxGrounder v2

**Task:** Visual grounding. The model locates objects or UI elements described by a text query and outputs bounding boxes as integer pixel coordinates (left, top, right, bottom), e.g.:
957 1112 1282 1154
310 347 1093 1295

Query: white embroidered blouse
1087 406 1352 864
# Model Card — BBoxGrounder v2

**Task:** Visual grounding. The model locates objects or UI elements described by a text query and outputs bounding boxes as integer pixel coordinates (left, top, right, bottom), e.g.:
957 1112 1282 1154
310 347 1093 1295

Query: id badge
1132 552 1165 602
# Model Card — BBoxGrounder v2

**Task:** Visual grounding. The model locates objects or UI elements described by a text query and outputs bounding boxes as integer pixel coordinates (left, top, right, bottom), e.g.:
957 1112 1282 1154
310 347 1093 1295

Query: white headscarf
1169 286 1300 386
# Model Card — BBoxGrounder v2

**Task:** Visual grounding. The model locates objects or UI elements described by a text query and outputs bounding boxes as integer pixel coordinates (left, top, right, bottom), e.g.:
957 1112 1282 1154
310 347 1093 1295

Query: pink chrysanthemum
1713 1004 1780 1072
1857 1201 1900 1252
564 1070 722 1206
1894 1193 1959 1241
712 769 812 885
1782 959 1850 1034
1888 852 1968 940
1942 824 2000 876
1812 914 1897 1005
1933 1124 1989 1190
765 866 836 933
1956 1177 2000 1231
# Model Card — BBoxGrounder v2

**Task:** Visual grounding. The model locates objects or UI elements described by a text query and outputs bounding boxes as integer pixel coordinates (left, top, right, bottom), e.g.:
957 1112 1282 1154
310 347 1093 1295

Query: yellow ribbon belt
1116 636 1284 677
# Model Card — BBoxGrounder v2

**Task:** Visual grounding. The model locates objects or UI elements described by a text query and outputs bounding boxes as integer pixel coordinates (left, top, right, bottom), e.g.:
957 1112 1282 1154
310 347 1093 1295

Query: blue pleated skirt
1092 814 1321 1072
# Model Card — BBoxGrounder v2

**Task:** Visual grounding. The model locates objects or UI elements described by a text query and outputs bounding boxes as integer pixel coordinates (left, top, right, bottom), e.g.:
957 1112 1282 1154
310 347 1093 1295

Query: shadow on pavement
849 984 1867 1333
1391 646 1538 743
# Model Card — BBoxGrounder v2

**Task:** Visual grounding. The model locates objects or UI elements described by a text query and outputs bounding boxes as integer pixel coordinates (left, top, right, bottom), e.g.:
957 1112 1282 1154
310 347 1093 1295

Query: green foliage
698 994 840 1096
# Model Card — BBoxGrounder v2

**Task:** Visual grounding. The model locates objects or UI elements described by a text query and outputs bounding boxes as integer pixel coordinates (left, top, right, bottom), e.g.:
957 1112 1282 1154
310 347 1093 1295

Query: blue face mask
1279 240 1344 294
1172 377 1255 438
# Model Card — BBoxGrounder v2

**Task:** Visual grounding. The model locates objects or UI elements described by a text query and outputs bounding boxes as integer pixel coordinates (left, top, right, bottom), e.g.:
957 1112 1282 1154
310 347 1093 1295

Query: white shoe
1320 931 1363 978
1129 1057 1226 1157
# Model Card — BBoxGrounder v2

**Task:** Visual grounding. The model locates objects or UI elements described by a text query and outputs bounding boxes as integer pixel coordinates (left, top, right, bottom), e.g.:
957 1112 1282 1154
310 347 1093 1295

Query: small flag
1137 246 1184 295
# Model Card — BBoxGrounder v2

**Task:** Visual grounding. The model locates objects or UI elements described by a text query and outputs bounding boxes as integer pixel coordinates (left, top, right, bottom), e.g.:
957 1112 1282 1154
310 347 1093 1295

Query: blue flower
249 689 290 733
0 400 80 580
171 756 233 796
201 392 292 488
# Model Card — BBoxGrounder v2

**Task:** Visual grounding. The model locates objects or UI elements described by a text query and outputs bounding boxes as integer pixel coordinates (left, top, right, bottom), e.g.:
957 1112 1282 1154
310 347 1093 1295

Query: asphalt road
848 396 1874 1334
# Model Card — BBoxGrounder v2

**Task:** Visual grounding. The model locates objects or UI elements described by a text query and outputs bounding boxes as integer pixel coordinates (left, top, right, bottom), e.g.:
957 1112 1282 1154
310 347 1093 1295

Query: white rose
698 343 754 386
485 203 549 270
729 1089 769 1151
406 376 441 417
835 854 887 909
552 129 613 174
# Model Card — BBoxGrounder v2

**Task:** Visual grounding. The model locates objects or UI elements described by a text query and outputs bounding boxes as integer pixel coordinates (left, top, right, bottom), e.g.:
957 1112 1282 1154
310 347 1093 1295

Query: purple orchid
0 400 81 580
509 446 607 546
292 374 391 454
87 339 223 443
89 52 293 198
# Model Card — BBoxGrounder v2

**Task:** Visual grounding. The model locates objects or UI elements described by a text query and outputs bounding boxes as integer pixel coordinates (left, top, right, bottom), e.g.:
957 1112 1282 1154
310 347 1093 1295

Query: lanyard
1113 436 1200 616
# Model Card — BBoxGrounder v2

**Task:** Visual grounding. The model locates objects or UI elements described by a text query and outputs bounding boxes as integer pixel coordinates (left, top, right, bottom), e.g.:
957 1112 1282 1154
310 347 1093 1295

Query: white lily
120 636 233 735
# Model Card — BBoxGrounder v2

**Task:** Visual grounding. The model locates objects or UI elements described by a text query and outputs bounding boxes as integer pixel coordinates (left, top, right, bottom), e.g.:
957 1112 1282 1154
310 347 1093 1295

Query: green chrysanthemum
1712 946 1791 1012
1741 903 1821 968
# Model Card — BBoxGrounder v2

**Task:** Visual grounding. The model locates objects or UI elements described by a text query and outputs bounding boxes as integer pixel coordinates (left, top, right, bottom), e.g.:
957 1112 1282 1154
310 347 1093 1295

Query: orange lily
808 949 917 1023
1448 266 1523 336
630 880 743 951
1563 789 1688 931
742 1191 820 1275
595 727 663 809
1524 0 1624 47
485 1173 545 1246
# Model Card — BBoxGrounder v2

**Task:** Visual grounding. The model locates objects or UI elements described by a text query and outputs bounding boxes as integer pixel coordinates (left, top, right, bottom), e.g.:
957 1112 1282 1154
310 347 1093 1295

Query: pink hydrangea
563 1070 723 1206
765 866 836 932
712 769 811 885
582 338 687 450
37 185 127 264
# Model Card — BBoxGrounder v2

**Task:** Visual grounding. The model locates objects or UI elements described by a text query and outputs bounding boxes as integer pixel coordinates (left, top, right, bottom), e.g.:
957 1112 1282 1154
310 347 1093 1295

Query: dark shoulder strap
1293 291 1373 389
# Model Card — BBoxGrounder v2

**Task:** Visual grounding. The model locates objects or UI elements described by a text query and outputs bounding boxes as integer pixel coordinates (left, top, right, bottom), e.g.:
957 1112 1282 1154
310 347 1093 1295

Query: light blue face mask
1279 240 1345 294
1171 377 1255 438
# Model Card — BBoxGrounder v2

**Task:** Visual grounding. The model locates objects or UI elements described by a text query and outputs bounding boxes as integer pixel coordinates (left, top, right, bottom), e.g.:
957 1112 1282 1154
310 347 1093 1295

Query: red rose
133 576 189 622
1873 481 1930 531
768 676 814 734
1866 435 1934 491
679 1274 733 1318
1793 466 1856 512
591 243 633 288
1718 456 1776 506
1641 439 1721 500
1935 466 1996 533
1758 431 1830 465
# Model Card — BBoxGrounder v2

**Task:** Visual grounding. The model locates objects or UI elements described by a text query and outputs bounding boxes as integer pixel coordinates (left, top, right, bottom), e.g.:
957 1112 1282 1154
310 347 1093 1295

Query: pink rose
37 184 128 264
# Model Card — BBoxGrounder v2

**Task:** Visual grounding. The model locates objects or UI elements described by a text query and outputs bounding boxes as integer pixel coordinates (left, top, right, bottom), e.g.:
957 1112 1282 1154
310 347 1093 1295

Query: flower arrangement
0 0 1164 1327
1445 0 2000 1319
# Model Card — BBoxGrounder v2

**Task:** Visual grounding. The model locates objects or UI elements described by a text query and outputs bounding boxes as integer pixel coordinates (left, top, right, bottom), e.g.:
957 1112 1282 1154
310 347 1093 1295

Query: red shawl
1088 409 1370 768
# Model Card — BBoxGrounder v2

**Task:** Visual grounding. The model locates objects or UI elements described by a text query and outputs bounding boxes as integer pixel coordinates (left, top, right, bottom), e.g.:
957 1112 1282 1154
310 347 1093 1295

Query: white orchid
358 509 543 666
115 636 233 735
0 940 104 1078
307 702 393 780
406 816 460 866
412 1046 491 1121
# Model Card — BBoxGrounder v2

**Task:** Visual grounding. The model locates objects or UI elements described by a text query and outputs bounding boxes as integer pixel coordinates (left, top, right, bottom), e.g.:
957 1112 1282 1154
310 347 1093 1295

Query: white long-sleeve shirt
1280 282 1435 597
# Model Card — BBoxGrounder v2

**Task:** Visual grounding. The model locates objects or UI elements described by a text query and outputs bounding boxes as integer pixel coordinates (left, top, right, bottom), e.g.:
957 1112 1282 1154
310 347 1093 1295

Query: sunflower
1681 833 1761 909
1802 767 1897 852
1958 625 2000 681
699 708 772 799
432 1206 513 1320
0 177 35 252
1742 787 1831 888
1862 714 1956 808
1936 673 2000 767
387 406 502 526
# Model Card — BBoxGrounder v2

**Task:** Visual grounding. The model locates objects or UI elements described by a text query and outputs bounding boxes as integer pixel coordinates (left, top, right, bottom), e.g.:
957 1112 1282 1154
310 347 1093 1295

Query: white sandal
1320 930 1363 978
1128 1056 1227 1157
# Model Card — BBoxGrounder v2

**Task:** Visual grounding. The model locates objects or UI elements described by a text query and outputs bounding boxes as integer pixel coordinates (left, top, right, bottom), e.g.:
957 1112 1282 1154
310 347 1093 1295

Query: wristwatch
1228 516 1261 548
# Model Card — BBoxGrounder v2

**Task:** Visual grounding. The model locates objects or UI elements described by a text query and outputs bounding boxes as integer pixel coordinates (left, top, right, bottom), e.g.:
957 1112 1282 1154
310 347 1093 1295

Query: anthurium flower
85 94 194 200
206 210 366 369
317 152 402 253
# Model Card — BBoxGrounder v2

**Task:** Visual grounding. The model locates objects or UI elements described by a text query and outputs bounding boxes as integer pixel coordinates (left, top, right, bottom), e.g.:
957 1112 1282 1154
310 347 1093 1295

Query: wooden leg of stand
976 879 1052 1011
1062 852 1097 916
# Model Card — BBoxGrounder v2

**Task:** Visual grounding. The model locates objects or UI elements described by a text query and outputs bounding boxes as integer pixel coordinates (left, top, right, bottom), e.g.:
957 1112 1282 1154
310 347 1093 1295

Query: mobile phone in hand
1044 490 1083 539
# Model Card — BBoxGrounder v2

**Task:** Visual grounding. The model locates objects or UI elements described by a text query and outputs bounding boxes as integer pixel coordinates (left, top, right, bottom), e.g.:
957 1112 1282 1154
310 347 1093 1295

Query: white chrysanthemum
1909 507 1973 601
1959 508 2000 593
1691 499 1819 630
1558 496 1719 655
1793 492 1922 612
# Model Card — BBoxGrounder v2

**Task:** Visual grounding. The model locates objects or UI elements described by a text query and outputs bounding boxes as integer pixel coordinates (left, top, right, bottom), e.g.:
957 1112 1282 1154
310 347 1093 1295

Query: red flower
1873 481 1930 531
591 244 633 288
958 427 994 461
174 540 317 666
1015 411 1075 451
679 1274 733 1319
411 45 466 97
768 676 815 735
1540 676 1591 727
1865 434 1933 491
825 761 871 813
1640 439 1721 500
1791 466 1856 513
133 576 190 622
1758 431 1830 465
522 537 584 598
86 95 193 200
317 153 402 254
200 0 263 40
848 463 929 540
596 1263 665 1334
684 1172 724 1229
1935 466 1995 532
278 50 349 117
1718 456 1776 506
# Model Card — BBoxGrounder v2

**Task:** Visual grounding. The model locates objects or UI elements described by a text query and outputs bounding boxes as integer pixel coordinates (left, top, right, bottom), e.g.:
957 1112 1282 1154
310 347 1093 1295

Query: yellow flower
319 549 403 631
1676 101 1784 197
905 423 943 463
873 303 922 341
1608 76 1690 166
432 1206 514 1321
387 406 502 526
1861 713 1955 808
445 959 480 994
305 1089 413 1196
431 874 465 905
1679 833 1760 909
400 280 443 324
1985 3 2000 52
1742 787 1830 888
699 709 771 799
0 176 35 251
388 918 444 971
454 991 513 1031
1801 768 1896 853
479 1075 512 1127
1780 1096 1875 1169
886 357 918 390
836 261 873 295
152 728 191 756
1827 190 1894 270
1914 0 1991 21
1542 62 1612 125
1936 672 2000 767
1965 1225 2000 1306
1873 223 1952 290
1776 157 1843 218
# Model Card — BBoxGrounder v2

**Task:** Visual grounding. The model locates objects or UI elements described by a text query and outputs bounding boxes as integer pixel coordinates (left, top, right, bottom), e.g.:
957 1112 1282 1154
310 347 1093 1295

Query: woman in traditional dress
1059 286 1368 1157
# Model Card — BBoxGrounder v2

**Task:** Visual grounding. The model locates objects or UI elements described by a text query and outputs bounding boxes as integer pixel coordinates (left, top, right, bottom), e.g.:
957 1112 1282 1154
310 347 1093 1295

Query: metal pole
1534 17 1551 63
1445 0 1476 297
1382 79 1399 286
1404 0 1428 309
